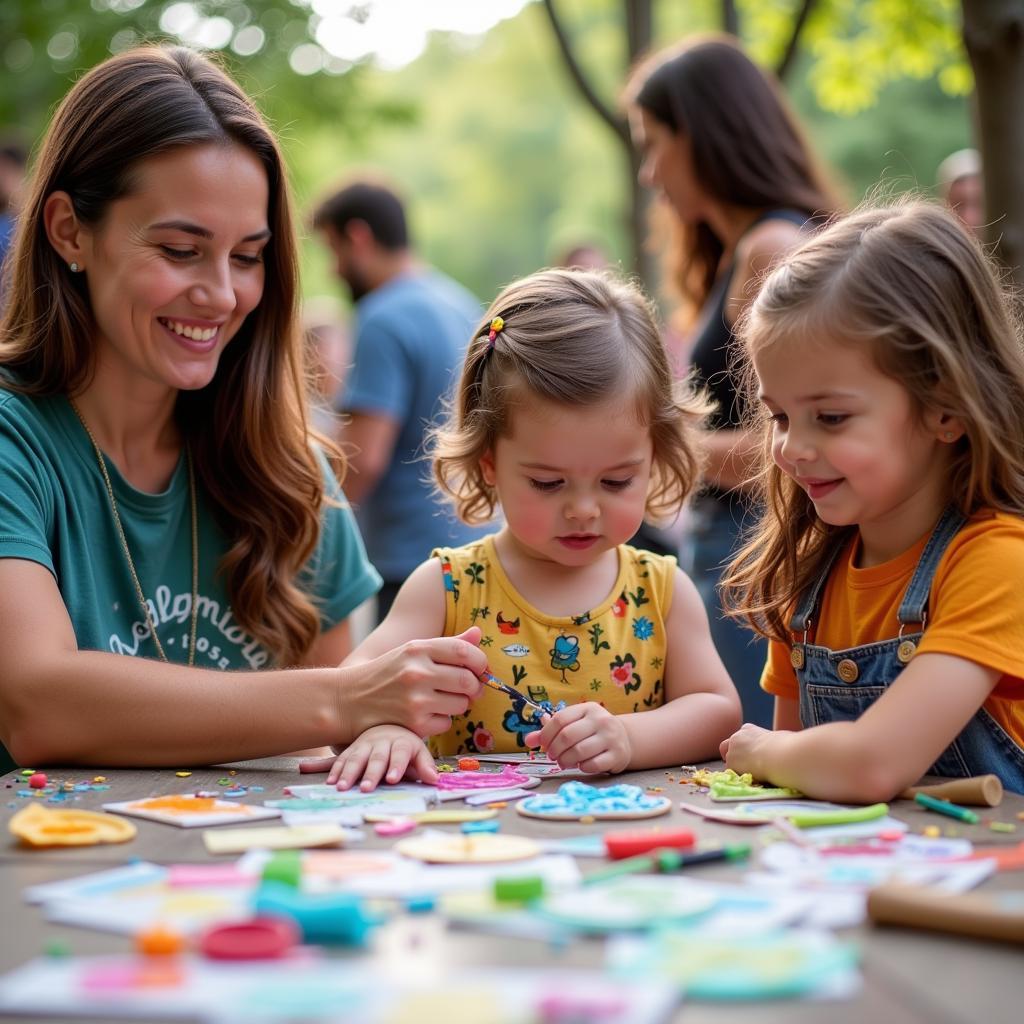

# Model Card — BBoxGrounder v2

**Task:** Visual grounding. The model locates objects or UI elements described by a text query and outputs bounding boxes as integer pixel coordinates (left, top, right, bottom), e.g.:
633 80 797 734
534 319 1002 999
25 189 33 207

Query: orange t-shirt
762 510 1024 747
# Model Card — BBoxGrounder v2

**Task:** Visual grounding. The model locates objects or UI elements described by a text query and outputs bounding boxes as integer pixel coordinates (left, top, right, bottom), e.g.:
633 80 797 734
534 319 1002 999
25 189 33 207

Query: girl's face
754 332 961 564
630 108 706 224
480 396 654 568
76 142 270 399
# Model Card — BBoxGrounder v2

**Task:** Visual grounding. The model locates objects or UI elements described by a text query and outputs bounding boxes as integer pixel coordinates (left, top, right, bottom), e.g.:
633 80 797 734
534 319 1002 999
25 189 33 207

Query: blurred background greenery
1 0 975 309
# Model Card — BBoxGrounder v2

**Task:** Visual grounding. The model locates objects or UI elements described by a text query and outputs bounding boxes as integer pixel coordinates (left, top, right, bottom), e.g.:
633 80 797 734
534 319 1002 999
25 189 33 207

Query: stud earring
69 262 80 273
944 431 955 441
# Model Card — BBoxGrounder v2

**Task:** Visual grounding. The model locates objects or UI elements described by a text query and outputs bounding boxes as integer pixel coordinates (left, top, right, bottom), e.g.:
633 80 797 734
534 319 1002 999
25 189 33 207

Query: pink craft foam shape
434 764 531 790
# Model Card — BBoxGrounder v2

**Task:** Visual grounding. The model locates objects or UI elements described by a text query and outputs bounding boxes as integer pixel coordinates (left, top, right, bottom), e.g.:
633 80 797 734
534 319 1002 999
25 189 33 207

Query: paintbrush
481 671 550 718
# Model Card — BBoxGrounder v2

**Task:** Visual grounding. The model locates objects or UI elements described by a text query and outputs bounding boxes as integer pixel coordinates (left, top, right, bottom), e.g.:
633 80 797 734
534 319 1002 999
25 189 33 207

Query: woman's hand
525 702 632 775
299 725 437 792
339 626 486 739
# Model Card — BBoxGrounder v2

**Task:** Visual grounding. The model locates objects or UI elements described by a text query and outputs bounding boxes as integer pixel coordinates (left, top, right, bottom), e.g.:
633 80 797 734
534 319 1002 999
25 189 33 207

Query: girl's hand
341 627 486 738
299 725 438 792
525 702 632 775
720 722 774 776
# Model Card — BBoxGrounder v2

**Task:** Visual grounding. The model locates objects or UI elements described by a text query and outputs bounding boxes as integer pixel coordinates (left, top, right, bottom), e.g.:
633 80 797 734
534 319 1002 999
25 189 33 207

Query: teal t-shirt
0 388 381 767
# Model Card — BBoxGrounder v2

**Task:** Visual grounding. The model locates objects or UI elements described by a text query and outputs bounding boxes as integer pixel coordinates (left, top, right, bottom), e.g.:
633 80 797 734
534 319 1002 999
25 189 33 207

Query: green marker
583 843 751 885
915 791 979 824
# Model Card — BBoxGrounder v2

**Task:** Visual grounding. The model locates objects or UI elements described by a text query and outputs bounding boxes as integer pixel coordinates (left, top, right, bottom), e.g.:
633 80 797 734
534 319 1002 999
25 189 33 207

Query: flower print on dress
463 721 495 754
502 707 539 748
632 616 654 641
609 652 642 694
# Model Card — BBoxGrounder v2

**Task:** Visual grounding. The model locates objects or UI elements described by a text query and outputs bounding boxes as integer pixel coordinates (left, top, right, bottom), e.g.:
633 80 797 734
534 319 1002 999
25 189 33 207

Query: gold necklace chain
69 400 199 666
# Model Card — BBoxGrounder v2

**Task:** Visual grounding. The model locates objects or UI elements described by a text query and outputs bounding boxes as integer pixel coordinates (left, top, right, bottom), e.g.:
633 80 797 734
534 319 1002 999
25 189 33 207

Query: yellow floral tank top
429 535 676 756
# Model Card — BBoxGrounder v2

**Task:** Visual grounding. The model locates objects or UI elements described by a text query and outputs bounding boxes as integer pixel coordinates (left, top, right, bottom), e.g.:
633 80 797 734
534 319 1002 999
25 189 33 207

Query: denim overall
789 506 1024 792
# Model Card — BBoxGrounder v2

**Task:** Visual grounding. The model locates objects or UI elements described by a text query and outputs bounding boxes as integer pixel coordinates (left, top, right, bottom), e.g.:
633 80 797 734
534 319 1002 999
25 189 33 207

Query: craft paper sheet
103 795 281 828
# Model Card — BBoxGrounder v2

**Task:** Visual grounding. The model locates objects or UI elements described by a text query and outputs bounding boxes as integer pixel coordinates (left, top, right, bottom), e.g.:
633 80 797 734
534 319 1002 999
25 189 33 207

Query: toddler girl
305 268 741 789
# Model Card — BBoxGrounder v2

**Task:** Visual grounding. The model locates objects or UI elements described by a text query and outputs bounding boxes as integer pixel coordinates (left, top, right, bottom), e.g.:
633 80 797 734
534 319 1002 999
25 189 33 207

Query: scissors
481 671 550 718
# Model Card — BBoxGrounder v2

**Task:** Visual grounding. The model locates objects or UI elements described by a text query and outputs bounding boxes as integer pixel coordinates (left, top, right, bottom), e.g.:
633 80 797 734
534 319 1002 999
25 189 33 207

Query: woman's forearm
5 652 345 767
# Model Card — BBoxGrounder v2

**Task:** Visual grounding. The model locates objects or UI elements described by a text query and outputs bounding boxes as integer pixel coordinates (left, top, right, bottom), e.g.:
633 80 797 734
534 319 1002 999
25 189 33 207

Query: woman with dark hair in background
0 45 484 771
627 35 842 727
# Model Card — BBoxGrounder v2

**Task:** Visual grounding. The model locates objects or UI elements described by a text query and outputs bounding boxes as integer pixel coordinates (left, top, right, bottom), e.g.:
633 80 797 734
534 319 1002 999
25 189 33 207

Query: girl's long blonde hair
722 199 1024 643
432 268 711 525
0 46 338 666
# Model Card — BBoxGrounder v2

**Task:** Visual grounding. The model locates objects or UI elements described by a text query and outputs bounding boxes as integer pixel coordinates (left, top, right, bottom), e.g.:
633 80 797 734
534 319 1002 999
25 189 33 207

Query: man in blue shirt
314 180 487 622
0 141 27 294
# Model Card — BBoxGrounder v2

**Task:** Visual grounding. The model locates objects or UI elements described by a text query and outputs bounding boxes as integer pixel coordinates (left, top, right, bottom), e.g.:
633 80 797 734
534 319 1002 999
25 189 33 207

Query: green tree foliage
741 0 970 114
0 0 394 143
0 0 978 303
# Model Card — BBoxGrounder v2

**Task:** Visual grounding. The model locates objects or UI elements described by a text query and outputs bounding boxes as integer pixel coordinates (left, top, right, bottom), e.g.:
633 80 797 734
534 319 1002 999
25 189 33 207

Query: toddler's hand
298 725 438 792
525 702 631 775
719 722 773 775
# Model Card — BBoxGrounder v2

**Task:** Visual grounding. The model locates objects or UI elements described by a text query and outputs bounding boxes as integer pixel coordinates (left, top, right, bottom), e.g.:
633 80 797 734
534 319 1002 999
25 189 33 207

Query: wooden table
1 759 1022 1023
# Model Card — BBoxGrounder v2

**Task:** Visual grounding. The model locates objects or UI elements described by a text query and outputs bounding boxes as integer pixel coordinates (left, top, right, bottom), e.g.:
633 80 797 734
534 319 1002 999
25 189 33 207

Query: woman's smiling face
76 142 270 397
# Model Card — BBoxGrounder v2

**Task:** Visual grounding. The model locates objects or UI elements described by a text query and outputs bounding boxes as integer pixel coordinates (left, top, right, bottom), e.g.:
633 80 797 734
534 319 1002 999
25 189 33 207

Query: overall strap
788 537 847 634
896 505 968 625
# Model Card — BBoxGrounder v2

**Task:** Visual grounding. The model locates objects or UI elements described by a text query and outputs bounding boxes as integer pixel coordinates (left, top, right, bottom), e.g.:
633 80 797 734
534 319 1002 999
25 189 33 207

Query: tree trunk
541 0 654 287
625 0 654 287
962 0 1024 286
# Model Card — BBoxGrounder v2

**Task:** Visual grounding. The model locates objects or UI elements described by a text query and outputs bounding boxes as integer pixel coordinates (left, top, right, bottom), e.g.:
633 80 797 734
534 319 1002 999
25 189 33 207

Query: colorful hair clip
487 316 505 349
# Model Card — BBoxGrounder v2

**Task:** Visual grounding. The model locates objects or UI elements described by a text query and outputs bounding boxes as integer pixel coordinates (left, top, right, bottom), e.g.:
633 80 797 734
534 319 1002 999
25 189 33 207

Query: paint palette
517 781 671 821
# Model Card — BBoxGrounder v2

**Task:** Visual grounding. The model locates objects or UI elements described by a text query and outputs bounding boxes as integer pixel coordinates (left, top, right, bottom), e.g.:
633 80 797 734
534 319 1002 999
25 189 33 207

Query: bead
135 924 186 956
28 773 48 789
494 875 544 903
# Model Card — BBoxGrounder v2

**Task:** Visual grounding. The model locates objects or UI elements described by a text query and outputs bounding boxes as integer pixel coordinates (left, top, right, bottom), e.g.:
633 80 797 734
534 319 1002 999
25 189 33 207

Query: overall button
836 659 859 683
790 647 805 670
897 640 917 664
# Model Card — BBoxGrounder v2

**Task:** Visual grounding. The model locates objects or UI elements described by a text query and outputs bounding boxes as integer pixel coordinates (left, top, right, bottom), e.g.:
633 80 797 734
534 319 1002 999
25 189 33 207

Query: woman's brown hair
0 45 335 666
626 34 841 322
432 267 712 524
722 199 1024 643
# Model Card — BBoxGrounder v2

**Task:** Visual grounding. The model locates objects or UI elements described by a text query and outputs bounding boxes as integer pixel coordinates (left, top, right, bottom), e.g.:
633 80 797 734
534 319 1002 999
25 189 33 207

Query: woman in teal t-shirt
0 46 485 770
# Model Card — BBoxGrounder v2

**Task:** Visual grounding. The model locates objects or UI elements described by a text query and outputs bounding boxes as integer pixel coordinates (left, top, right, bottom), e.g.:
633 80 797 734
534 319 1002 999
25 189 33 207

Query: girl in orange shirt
721 200 1024 799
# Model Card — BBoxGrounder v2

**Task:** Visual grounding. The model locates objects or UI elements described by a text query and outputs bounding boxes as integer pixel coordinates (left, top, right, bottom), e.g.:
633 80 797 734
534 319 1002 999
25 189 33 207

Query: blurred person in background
936 148 984 238
302 295 350 436
0 139 28 289
557 241 610 271
313 180 488 623
626 35 842 727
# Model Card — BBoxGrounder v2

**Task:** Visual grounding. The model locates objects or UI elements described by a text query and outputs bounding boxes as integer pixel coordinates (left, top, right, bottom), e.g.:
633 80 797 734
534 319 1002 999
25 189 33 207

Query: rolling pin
900 774 1003 807
867 883 1024 945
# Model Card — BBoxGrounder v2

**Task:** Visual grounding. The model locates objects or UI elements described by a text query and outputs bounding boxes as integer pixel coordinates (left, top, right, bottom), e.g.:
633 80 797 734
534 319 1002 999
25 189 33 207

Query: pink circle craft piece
199 916 300 960
516 781 671 821
434 764 538 792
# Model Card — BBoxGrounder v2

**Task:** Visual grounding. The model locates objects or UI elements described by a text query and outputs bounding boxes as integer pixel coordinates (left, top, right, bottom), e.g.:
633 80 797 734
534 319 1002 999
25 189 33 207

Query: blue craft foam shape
253 882 379 946
461 818 501 834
